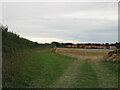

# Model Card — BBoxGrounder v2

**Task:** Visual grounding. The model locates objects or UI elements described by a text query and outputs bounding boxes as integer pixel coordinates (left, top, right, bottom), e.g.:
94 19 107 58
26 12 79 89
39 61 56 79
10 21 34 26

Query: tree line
51 41 120 49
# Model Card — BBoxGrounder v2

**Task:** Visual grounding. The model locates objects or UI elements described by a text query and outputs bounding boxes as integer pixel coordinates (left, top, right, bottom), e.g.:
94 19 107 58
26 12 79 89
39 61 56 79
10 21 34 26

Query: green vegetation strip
73 61 99 88
53 59 80 88
10 49 74 88
92 63 118 88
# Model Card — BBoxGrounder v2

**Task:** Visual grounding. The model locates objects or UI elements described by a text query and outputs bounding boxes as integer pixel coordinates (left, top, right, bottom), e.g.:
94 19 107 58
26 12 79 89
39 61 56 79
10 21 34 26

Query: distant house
71 45 77 48
100 46 109 49
79 45 85 48
67 45 72 48
110 46 116 49
79 45 111 49
66 44 116 49
66 45 77 48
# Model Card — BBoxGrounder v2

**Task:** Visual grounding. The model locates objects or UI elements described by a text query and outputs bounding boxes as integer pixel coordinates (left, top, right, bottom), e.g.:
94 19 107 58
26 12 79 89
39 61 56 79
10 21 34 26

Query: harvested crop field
56 48 113 59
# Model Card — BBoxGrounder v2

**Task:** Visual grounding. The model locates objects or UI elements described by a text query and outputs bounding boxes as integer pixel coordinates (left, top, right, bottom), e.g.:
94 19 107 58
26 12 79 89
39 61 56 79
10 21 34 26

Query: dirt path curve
52 48 104 88
53 59 81 88
52 48 118 88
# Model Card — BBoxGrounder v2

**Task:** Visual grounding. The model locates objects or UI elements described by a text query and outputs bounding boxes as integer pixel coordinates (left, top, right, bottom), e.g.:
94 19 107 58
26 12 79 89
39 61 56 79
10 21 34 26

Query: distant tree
76 43 81 47
64 43 74 45
110 43 115 46
101 43 105 46
51 41 60 48
0 25 8 32
115 42 120 49
105 43 109 46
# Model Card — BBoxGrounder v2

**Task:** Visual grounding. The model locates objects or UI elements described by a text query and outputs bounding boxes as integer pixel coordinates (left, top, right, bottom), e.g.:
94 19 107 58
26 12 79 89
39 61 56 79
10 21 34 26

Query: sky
2 2 118 44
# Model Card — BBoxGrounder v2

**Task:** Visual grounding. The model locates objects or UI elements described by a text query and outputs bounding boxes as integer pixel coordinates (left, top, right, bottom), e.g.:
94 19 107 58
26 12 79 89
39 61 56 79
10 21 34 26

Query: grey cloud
3 2 118 43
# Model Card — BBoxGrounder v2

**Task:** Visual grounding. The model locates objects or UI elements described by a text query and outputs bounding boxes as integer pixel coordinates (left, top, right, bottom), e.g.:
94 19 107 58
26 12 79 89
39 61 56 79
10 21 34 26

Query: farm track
53 58 118 88
53 59 81 88
92 63 118 88
52 48 118 88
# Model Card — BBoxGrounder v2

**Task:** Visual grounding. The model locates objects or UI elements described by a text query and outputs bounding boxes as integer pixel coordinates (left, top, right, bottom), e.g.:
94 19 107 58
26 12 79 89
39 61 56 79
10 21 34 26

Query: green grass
102 60 120 64
73 61 99 88
92 63 118 88
3 48 118 88
9 49 74 88
72 61 118 88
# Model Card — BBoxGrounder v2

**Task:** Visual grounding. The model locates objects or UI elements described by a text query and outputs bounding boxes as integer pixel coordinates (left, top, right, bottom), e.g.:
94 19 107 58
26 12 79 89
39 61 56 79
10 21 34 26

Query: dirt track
53 48 118 88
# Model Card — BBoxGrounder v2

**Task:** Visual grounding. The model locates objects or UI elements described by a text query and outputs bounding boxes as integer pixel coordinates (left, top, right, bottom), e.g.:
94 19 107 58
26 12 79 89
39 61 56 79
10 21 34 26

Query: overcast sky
2 2 118 43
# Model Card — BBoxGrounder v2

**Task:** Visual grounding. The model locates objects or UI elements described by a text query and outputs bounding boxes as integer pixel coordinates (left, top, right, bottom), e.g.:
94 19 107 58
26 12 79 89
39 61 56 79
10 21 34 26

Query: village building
110 46 116 49
66 44 116 49
66 45 77 48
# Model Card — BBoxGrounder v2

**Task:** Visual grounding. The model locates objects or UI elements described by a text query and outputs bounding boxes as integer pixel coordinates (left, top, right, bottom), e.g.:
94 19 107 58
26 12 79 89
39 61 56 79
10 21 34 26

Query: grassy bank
3 48 74 88
1 25 40 87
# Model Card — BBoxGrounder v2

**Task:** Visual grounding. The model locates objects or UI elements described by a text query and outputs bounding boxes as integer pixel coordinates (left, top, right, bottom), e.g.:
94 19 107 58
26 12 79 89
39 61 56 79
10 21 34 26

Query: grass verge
73 61 99 88
7 48 74 88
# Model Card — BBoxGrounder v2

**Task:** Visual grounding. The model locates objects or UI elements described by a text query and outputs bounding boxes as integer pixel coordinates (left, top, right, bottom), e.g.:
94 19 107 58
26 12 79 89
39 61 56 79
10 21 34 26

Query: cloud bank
3 2 118 43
